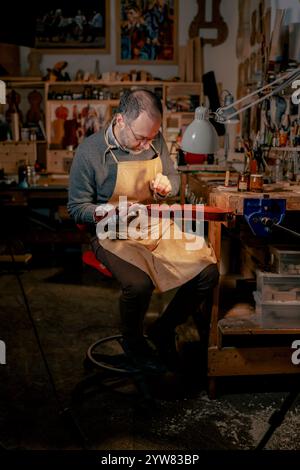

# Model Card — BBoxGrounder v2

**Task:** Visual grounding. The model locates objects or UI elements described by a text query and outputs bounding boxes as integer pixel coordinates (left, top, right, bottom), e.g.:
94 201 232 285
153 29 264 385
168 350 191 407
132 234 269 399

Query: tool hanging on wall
189 0 228 46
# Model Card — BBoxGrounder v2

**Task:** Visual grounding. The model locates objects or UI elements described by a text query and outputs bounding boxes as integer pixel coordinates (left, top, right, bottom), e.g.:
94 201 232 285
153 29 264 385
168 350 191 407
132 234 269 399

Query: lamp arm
0 80 6 105
215 67 300 122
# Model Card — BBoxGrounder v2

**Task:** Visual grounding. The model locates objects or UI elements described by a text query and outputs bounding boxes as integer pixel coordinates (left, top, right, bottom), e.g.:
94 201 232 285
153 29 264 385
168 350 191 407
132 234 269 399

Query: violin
26 89 43 125
5 89 23 125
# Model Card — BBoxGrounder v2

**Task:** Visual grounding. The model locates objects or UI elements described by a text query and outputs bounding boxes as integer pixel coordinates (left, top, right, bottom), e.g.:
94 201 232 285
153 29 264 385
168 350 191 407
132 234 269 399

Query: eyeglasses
126 122 157 144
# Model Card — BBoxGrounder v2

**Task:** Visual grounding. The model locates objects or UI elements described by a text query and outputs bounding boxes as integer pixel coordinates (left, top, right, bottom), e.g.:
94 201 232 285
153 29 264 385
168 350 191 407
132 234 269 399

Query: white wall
203 0 238 98
270 0 300 25
19 0 238 95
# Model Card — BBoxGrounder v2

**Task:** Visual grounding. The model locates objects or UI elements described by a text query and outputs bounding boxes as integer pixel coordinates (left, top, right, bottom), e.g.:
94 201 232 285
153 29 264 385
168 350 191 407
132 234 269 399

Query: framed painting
35 0 110 52
116 0 178 64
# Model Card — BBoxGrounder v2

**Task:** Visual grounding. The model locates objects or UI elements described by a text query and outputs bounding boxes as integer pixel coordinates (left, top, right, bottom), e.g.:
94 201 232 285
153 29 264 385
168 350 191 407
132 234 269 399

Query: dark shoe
120 336 167 374
146 323 179 372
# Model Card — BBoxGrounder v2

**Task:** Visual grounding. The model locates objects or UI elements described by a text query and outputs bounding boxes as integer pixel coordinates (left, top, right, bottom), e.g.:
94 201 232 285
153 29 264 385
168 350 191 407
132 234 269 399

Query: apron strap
104 127 119 164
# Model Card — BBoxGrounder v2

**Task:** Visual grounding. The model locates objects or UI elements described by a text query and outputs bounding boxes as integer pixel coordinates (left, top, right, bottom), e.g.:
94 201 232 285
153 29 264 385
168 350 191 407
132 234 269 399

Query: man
68 89 219 373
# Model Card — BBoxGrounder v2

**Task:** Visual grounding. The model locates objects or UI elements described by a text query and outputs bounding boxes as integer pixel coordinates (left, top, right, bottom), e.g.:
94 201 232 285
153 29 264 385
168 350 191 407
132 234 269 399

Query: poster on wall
116 0 178 64
34 0 110 52
49 102 109 149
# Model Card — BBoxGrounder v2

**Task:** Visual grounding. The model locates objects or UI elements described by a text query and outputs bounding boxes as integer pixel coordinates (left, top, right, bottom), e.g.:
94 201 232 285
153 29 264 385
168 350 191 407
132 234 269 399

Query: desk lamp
181 66 300 157
180 105 219 159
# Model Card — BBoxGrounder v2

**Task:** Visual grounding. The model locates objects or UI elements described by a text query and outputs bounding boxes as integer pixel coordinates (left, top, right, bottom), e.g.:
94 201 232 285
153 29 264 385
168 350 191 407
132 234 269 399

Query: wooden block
0 44 20 75
193 37 203 83
178 46 186 81
186 39 194 82
272 291 297 301
269 9 285 62
0 253 32 264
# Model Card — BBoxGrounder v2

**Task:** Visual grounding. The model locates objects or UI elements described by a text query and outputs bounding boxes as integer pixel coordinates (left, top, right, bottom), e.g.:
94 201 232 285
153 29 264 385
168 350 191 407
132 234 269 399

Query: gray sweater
67 127 180 225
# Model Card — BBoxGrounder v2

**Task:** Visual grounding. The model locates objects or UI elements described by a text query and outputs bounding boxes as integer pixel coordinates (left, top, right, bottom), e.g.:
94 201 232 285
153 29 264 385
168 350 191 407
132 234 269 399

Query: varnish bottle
237 173 249 192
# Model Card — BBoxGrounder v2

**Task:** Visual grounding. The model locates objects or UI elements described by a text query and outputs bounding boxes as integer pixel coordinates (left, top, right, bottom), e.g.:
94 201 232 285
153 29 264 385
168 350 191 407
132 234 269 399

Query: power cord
255 388 299 450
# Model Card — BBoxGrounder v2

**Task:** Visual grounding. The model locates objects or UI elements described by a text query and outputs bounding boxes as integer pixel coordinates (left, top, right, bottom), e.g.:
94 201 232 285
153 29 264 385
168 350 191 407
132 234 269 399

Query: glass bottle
274 158 283 182
238 173 249 192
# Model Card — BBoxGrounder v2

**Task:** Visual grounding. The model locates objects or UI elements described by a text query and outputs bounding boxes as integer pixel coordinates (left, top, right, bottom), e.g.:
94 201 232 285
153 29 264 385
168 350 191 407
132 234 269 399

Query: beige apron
99 141 216 292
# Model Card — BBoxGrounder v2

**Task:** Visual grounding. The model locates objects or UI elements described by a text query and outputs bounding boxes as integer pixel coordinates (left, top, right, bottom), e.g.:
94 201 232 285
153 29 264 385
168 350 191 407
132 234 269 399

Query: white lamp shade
181 106 219 154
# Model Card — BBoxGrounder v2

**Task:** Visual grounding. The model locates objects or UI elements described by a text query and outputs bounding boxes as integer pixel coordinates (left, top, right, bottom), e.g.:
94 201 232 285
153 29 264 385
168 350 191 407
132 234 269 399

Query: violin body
26 89 43 125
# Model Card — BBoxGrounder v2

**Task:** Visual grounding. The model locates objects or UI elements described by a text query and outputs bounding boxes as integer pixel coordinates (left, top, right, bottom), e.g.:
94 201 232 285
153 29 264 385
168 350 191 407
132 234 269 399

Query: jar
237 173 249 192
18 161 28 188
26 165 37 187
21 128 30 141
249 174 264 192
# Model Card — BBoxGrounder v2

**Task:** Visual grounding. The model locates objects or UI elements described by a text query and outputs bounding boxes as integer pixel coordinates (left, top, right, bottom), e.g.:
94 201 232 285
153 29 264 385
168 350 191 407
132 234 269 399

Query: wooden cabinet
0 78 47 173
0 141 37 173
46 149 74 174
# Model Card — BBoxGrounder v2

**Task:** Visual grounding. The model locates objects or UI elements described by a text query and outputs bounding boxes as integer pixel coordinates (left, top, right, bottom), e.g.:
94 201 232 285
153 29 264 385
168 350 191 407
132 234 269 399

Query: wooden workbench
209 183 300 213
206 183 300 397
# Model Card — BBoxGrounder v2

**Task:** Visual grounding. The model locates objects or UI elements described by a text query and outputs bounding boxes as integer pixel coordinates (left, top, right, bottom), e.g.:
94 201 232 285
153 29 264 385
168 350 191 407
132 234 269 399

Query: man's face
117 111 161 154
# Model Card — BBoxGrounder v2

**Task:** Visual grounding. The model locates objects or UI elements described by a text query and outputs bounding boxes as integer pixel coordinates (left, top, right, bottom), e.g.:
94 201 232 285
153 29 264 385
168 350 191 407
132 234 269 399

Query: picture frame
116 0 178 64
35 0 110 53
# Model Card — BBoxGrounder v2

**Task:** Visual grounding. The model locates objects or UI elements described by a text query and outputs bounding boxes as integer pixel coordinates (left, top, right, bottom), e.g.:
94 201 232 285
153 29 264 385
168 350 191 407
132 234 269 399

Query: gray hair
117 89 162 123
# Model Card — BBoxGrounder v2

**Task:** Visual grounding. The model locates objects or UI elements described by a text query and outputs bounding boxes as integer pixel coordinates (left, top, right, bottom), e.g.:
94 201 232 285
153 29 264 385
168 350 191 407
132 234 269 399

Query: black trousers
91 238 219 341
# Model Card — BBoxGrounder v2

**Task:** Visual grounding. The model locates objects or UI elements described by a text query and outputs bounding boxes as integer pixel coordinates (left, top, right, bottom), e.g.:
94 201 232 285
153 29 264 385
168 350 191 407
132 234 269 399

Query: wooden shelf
219 315 300 335
47 99 119 105
0 253 32 264
265 147 300 151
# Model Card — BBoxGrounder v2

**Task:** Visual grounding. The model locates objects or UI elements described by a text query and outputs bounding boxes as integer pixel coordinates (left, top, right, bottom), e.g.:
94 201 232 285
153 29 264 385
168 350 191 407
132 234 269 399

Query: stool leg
132 372 154 404
208 377 217 399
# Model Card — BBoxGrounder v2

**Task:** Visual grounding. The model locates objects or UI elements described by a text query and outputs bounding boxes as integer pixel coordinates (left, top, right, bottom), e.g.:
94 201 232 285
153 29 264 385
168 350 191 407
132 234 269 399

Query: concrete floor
1 253 300 451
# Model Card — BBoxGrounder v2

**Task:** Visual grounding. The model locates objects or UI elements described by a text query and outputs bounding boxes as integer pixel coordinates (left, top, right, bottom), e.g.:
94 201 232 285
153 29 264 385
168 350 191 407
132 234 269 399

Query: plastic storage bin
253 290 300 328
270 245 300 274
256 270 300 301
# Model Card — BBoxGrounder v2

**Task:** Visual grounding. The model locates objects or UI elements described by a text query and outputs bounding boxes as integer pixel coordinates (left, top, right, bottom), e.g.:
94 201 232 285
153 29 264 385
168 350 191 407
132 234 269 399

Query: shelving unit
0 78 202 174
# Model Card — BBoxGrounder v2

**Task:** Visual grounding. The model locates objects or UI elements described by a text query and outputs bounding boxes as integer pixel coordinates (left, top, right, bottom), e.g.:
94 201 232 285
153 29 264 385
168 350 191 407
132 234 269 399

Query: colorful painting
116 0 178 64
35 0 110 52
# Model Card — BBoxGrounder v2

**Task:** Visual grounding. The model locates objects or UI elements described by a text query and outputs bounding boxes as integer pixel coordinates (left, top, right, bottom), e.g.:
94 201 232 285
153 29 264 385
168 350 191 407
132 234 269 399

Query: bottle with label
26 165 37 186
237 173 249 192
274 158 283 182
18 160 28 188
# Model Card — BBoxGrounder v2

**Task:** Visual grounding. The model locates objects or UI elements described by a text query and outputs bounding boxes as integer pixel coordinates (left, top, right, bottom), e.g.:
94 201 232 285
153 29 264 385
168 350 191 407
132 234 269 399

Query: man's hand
150 173 172 198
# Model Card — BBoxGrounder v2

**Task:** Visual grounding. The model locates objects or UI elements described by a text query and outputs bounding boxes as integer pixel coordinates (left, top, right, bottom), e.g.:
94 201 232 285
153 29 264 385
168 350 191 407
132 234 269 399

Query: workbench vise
243 197 286 237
